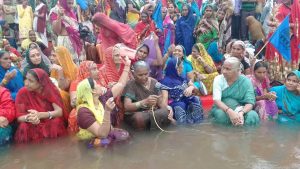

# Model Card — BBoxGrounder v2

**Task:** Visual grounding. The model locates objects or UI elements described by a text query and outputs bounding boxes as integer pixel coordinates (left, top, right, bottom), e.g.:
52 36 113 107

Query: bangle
239 110 246 114
225 107 230 113
135 102 141 109
48 111 53 119
1 79 8 86
25 115 29 122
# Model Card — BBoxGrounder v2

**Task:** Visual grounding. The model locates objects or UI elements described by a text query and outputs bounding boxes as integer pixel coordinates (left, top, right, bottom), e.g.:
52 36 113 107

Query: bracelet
25 115 29 122
135 102 141 109
48 111 53 119
225 107 230 113
1 79 8 86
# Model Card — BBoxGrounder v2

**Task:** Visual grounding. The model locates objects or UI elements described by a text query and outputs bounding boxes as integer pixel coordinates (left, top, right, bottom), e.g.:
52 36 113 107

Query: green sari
210 75 260 126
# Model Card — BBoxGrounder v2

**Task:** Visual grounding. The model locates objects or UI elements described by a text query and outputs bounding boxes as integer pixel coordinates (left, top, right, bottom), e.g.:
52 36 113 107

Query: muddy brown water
1 121 300 169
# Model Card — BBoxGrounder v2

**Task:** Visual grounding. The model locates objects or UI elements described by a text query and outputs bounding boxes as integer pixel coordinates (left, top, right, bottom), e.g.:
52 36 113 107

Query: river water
1 121 300 169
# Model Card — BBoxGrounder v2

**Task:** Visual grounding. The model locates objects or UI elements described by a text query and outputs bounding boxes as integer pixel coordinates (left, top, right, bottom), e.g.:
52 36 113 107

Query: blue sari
0 66 24 100
270 70 300 123
160 57 203 124
175 5 197 55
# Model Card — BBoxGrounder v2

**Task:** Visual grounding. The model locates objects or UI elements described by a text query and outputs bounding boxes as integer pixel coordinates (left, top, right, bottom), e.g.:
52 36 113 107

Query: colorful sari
51 46 78 119
15 68 66 143
161 14 175 55
210 75 260 126
17 5 33 39
135 17 157 43
247 74 278 120
175 5 197 55
0 87 15 145
49 1 83 63
160 57 204 124
187 43 218 94
0 65 24 100
127 0 144 28
92 13 138 49
270 70 300 124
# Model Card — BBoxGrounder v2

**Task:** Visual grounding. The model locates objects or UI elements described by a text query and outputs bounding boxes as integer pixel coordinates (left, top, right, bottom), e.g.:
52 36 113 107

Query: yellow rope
151 106 176 133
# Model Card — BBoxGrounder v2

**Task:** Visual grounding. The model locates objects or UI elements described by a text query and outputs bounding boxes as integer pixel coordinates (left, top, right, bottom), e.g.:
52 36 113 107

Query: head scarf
16 68 65 118
232 40 246 50
92 12 137 49
22 43 51 76
191 43 217 72
160 57 185 88
76 61 94 82
53 46 78 81
292 70 300 80
76 78 104 140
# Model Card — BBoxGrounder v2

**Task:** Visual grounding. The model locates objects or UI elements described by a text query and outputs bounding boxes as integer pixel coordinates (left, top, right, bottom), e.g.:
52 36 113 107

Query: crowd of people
0 0 300 147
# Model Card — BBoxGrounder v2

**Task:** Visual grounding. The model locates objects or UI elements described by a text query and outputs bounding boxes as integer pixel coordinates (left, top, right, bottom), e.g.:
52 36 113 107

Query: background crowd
0 0 300 146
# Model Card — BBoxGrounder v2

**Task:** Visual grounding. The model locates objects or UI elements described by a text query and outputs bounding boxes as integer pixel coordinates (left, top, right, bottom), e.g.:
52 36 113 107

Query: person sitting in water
210 57 259 126
160 57 204 124
0 86 15 145
15 68 66 143
270 70 300 124
76 78 129 143
122 61 175 130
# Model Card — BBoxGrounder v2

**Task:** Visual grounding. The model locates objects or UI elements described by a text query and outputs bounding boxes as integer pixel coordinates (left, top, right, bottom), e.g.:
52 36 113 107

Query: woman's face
168 4 174 13
204 7 213 18
254 67 267 81
112 48 122 65
221 62 239 80
285 75 299 92
173 46 184 60
191 46 200 58
141 13 148 23
22 0 28 6
89 63 99 80
93 80 107 96
147 7 154 17
182 6 189 17
25 73 41 92
67 0 74 9
176 62 183 75
49 52 59 65
29 48 42 65
134 67 149 85
136 46 149 60
231 44 245 59
0 53 12 70
217 10 225 21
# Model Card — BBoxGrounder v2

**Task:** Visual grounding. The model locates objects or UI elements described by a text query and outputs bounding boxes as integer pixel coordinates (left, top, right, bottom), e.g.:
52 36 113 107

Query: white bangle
48 111 53 119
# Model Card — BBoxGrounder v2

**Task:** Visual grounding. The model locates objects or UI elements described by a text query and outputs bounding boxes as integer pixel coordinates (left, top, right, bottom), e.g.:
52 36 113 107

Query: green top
241 2 257 11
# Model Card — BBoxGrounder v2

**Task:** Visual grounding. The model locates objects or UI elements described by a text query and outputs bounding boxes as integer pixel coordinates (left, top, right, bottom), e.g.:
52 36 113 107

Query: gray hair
224 57 243 71
132 61 150 72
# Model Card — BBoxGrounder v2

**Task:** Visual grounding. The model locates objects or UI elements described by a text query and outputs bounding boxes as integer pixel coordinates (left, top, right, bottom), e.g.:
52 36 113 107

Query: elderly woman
0 87 15 145
210 57 259 126
188 43 219 94
0 51 24 100
122 61 174 130
230 40 251 75
270 70 300 124
15 68 66 143
160 57 204 124
22 43 51 76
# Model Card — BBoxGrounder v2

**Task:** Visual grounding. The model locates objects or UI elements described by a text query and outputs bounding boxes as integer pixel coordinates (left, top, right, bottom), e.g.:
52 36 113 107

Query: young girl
248 61 278 120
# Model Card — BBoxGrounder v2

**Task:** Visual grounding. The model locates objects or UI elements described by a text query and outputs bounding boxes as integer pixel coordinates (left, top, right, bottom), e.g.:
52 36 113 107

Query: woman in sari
50 0 84 64
15 68 66 143
160 7 175 55
160 57 204 124
210 57 260 126
135 11 157 43
247 61 278 120
270 70 300 124
50 46 78 119
127 0 144 28
17 0 33 41
0 51 24 100
230 40 251 75
0 87 15 145
187 43 219 94
33 0 48 47
123 61 174 130
195 4 219 49
175 4 197 55
76 78 129 145
22 43 51 76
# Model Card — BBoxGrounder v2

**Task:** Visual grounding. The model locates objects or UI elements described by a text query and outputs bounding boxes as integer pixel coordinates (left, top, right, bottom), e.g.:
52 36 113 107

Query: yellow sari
50 46 78 118
187 43 219 94
76 79 104 140
17 5 33 39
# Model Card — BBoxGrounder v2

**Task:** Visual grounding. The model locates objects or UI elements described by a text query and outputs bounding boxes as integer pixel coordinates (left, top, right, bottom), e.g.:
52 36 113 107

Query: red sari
15 68 66 143
0 87 15 123
135 18 156 43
